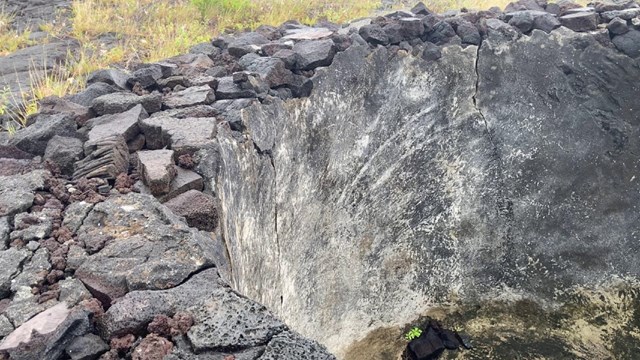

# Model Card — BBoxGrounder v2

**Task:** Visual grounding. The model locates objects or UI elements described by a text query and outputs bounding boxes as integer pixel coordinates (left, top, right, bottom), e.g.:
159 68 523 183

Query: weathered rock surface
210 26 640 358
44 136 84 176
139 116 217 155
163 190 218 231
74 193 218 305
84 105 147 152
137 150 176 196
0 170 47 218
163 85 216 109
91 92 162 115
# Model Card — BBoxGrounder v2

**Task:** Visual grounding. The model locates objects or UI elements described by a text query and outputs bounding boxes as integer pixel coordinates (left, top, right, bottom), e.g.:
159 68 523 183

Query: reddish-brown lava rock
115 173 135 194
110 333 136 353
131 334 173 360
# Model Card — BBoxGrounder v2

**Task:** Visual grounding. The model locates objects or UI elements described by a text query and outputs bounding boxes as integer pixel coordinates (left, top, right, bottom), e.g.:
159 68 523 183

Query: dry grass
0 11 33 55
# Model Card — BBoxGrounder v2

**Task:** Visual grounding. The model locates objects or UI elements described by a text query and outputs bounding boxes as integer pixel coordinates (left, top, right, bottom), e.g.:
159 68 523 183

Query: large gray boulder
209 29 640 358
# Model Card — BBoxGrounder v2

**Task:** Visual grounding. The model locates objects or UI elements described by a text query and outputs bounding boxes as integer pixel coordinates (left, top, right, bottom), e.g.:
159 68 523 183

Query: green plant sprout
404 327 423 341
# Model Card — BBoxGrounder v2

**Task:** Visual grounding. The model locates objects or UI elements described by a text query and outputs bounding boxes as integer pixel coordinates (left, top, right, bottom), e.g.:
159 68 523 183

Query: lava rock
163 85 216 109
137 149 177 196
0 303 93 360
228 32 270 58
559 12 598 31
38 97 92 127
8 113 77 156
292 39 336 70
91 92 162 116
128 64 163 89
607 17 630 34
65 333 109 360
0 248 30 297
259 331 336 360
359 24 390 45
215 76 258 99
601 8 640 21
456 21 482 44
86 69 131 90
163 190 218 231
426 21 457 45
84 104 147 152
74 193 218 305
411 2 432 15
139 116 217 155
11 212 54 242
68 83 120 107
0 170 47 218
272 49 300 70
0 217 9 250
73 135 130 180
241 56 295 88
612 29 640 57
44 135 84 176
135 166 204 203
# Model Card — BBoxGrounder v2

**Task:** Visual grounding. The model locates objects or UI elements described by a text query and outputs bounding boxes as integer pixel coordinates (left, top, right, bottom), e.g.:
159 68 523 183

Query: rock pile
0 0 640 358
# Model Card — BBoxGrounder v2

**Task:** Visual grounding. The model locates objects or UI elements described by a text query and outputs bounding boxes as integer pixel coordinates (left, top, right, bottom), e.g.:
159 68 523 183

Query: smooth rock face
44 135 84 176
91 92 162 115
211 30 640 357
163 85 216 109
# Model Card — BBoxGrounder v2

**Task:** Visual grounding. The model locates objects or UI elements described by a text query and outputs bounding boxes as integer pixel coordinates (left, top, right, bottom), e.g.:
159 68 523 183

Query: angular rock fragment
68 82 120 107
0 170 47 218
0 217 10 250
258 331 336 360
607 17 629 34
128 64 163 89
282 27 334 40
228 32 270 58
10 248 50 291
139 116 217 155
612 29 640 57
11 212 54 242
74 193 218 305
359 24 390 45
73 135 130 180
0 248 30 297
292 39 336 70
87 68 131 90
411 2 432 15
215 76 258 99
601 8 640 21
137 149 177 196
65 333 109 360
559 12 598 31
455 21 482 44
101 269 286 348
38 96 92 126
91 92 161 116
8 113 77 156
163 85 216 109
44 135 84 176
0 303 93 360
136 167 204 203
241 56 294 88
164 190 218 231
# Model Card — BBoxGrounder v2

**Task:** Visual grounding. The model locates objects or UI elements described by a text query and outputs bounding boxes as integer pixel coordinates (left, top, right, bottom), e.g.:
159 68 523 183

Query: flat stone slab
282 27 334 40
85 104 146 152
91 92 162 115
139 116 217 156
163 85 216 109
137 149 177 196
559 12 598 31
